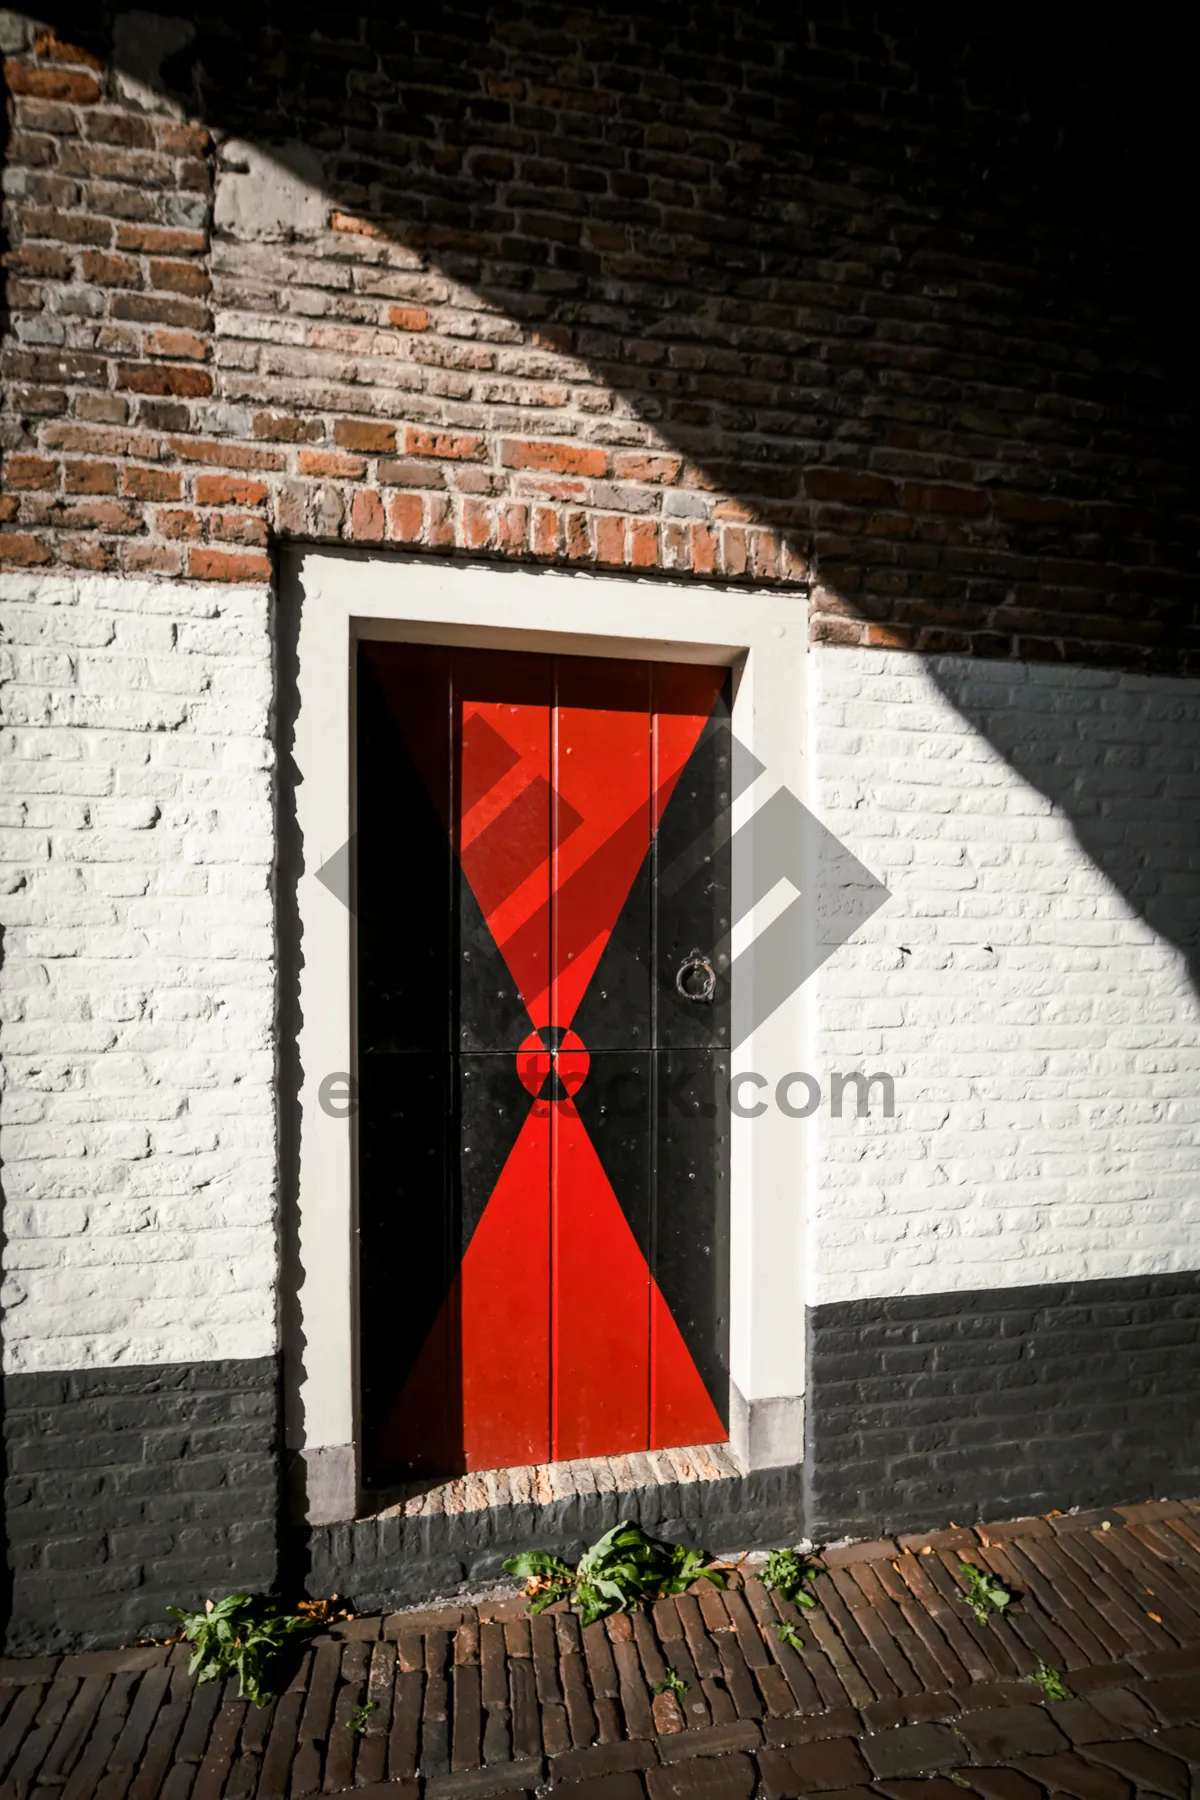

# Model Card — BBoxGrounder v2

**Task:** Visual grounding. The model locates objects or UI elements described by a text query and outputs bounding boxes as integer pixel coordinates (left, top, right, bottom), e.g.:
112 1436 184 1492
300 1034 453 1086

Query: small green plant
652 1666 688 1699
347 1699 377 1734
773 1618 805 1651
505 1550 577 1614
760 1549 818 1610
167 1593 318 1708
1026 1656 1072 1701
504 1521 724 1628
958 1562 1013 1627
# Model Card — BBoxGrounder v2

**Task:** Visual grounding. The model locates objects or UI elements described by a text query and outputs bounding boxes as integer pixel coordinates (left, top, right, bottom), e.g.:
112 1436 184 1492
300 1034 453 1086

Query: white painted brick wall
0 573 277 1373
810 647 1200 1304
4 579 1198 1374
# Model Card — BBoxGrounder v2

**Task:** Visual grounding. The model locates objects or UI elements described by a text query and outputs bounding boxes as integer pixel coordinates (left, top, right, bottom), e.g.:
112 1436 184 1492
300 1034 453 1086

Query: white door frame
282 544 811 1523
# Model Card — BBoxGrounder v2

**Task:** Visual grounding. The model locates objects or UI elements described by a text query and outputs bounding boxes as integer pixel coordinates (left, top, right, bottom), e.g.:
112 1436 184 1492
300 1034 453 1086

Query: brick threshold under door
362 1441 743 1521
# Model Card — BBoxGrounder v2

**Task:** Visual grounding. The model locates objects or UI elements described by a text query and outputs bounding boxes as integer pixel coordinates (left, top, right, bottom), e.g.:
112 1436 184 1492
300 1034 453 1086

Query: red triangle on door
376 1105 552 1476
650 1281 727 1450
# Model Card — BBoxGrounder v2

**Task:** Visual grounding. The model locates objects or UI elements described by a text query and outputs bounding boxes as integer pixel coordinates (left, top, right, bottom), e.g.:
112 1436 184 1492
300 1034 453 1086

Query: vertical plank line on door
549 657 561 1463
448 652 463 1482
348 632 361 1494
648 672 660 1452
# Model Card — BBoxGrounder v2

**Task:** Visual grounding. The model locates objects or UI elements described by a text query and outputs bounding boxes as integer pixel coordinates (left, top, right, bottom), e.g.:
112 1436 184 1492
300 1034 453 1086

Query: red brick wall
2 9 1198 670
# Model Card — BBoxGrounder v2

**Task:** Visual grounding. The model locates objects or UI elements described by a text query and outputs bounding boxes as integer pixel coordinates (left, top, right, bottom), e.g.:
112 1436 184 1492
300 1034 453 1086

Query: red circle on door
516 1029 590 1097
554 1029 590 1096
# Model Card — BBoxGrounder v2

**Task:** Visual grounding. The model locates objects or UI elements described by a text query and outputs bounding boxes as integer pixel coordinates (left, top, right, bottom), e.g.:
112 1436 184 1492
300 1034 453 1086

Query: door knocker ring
676 950 717 1004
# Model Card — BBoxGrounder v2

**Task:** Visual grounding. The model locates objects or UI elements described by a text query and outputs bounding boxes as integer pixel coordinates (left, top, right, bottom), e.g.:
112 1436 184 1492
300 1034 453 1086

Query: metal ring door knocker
676 949 717 1004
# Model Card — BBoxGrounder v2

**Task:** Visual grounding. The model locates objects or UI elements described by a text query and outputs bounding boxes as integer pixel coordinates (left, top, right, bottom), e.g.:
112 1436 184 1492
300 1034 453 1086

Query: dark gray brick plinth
3 1355 280 1654
306 1463 804 1615
806 1270 1200 1540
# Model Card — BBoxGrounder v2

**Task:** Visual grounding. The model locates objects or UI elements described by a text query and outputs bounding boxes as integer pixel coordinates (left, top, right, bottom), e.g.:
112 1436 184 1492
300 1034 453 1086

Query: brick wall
3 1357 279 1653
2 7 1198 670
0 563 278 1647
3 3 1200 1643
806 1274 1200 1539
0 571 276 1374
810 647 1200 1304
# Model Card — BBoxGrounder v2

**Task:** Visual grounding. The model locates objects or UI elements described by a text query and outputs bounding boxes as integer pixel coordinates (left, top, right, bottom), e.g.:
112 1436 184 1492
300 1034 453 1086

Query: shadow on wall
0 922 8 1643
928 659 1200 998
271 558 315 1571
0 3 1194 1554
63 4 1200 967
30 3 1200 619
22 0 1197 1220
1 36 11 1639
8 10 1199 1501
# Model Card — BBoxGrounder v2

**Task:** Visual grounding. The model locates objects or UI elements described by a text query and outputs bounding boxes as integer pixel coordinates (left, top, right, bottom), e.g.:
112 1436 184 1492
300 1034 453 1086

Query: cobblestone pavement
3 1500 1200 1800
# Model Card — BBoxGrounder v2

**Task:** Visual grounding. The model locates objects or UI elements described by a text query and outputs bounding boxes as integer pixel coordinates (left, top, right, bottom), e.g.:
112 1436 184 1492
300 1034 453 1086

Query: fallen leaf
1101 1521 1112 1531
921 1546 934 1555
1148 1612 1163 1623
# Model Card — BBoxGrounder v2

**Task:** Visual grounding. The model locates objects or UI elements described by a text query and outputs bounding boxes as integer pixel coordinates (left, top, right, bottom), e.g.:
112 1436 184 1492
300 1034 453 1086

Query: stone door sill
361 1441 743 1521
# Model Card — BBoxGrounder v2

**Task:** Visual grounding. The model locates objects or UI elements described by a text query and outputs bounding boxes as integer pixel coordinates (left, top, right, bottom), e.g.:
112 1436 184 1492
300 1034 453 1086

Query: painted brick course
806 1274 1200 1539
7 590 1196 1383
2 1355 279 1652
810 649 1200 1304
2 10 1198 670
0 572 276 1375
311 1461 805 1618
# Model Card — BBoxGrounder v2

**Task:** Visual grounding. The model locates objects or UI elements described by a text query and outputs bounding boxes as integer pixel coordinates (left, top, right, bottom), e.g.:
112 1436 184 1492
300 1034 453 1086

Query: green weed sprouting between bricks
1026 1656 1073 1701
504 1520 725 1628
772 1618 805 1651
167 1593 318 1708
347 1700 377 1734
759 1548 819 1610
957 1561 1014 1626
652 1666 688 1699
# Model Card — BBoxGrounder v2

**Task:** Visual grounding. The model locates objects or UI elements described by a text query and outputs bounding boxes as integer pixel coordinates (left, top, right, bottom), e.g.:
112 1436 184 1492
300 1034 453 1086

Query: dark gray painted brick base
6 1271 1200 1649
806 1270 1200 1539
2 1356 280 1655
305 1464 804 1615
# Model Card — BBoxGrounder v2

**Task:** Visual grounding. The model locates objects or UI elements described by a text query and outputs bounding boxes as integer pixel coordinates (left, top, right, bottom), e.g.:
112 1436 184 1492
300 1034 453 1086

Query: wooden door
356 642 730 1481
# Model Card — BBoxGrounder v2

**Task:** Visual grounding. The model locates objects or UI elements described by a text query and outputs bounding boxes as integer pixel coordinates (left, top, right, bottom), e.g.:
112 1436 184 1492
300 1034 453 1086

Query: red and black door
356 643 730 1481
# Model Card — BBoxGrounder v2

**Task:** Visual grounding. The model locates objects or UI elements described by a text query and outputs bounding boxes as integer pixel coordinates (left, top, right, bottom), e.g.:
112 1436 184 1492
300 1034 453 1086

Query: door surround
283 545 811 1524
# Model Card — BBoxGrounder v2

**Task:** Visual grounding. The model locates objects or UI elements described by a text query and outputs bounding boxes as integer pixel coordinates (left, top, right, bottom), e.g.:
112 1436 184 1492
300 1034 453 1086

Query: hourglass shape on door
356 641 732 1479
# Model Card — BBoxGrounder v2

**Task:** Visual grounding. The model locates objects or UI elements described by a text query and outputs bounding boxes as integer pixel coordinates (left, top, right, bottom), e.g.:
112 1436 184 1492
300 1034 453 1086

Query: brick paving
3 1500 1200 1800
